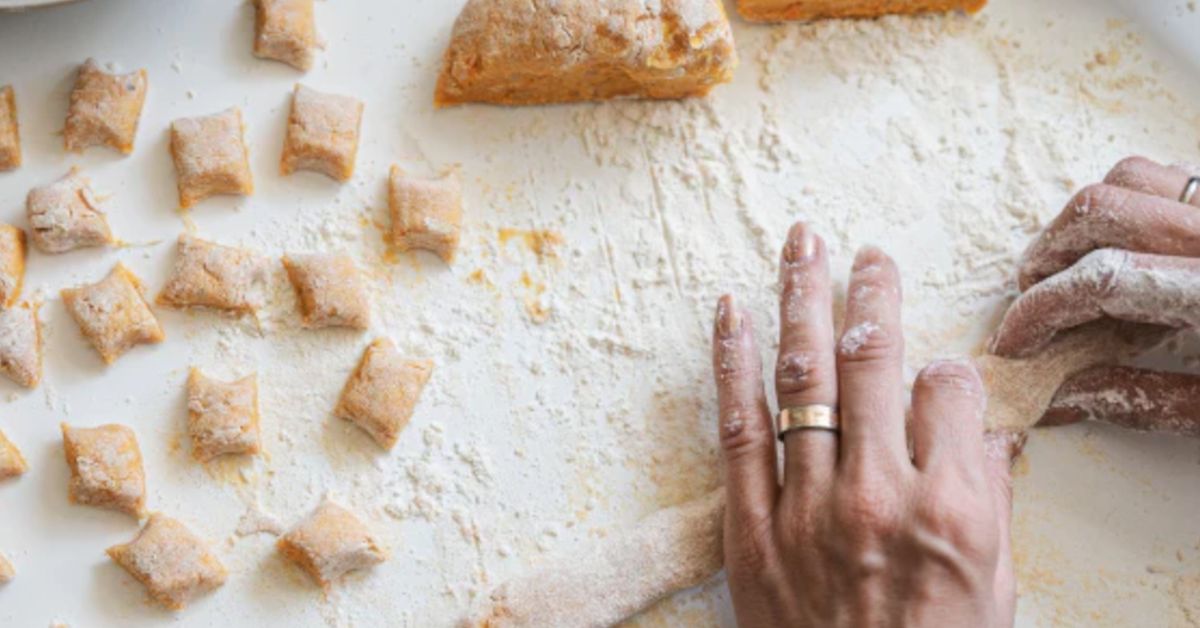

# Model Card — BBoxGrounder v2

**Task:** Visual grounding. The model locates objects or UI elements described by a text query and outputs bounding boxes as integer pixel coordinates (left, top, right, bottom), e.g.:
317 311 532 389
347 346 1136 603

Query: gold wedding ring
1181 176 1200 205
778 404 840 440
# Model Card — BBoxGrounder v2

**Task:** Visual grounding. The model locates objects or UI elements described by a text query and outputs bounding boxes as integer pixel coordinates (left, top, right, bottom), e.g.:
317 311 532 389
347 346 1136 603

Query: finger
713 295 779 533
1039 366 1200 437
1104 156 1200 207
836 247 908 469
984 430 1026 628
910 359 987 476
991 250 1200 358
1018 183 1200 291
775 223 838 489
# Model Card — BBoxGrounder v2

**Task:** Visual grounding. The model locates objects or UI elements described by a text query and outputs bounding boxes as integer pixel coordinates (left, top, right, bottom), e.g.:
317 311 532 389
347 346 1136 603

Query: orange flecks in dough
498 228 563 262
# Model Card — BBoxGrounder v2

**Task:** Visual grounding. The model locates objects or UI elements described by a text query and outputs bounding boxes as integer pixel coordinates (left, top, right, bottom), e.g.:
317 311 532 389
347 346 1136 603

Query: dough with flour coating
61 423 146 517
737 0 987 21
0 303 41 389
0 429 27 480
62 264 164 365
0 85 19 171
64 58 148 154
277 498 386 587
107 514 227 609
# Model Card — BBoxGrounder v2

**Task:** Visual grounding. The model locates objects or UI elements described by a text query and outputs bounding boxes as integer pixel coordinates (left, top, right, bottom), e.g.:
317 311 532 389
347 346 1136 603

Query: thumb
984 430 1027 627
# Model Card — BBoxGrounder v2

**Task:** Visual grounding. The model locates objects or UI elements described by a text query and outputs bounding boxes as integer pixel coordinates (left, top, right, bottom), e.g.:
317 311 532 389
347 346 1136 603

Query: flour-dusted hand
990 157 1200 435
712 224 1021 628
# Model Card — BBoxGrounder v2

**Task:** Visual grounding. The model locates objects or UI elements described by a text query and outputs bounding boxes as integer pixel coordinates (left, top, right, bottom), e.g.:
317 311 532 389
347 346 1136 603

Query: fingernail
783 223 818 264
852 245 887 272
716 295 743 338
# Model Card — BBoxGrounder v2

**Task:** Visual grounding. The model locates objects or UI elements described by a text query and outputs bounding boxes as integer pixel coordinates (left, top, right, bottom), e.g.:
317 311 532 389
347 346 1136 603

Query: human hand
989 157 1200 436
712 223 1021 628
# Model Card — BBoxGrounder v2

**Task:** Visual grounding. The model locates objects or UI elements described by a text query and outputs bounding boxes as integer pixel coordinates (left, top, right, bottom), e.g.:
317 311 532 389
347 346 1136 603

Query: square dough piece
335 338 432 449
187 369 261 462
61 423 146 517
0 85 19 171
0 224 27 308
158 235 269 316
107 513 228 610
277 499 385 587
169 108 254 208
0 553 12 584
253 0 318 71
388 166 463 263
0 429 28 480
26 168 114 254
62 263 165 365
0 303 42 389
282 253 369 330
736 0 986 20
64 58 148 154
281 84 363 182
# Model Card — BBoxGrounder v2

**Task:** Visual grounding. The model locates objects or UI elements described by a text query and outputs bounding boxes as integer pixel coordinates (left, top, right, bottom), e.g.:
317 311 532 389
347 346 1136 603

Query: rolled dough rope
736 0 987 23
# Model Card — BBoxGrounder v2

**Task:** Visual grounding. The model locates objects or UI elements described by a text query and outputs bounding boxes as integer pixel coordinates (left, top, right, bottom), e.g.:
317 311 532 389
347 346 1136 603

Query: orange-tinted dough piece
61 423 146 517
187 369 261 462
282 253 370 329
0 429 28 480
736 0 986 21
26 168 114 254
281 84 363 182
388 167 462 263
253 0 318 71
158 234 269 316
0 85 19 171
64 58 148 154
107 513 228 610
335 338 432 449
169 108 254 208
435 0 738 107
277 499 386 587
0 224 26 307
61 263 164 365
0 303 41 389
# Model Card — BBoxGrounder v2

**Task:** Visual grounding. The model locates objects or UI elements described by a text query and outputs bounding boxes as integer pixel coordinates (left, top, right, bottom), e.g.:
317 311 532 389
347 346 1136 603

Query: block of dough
0 429 28 480
64 58 148 154
0 303 42 389
187 369 261 462
61 423 146 517
282 253 370 329
0 85 18 171
62 264 164 364
107 513 227 610
0 553 13 584
334 338 432 449
0 224 26 308
253 0 318 71
388 166 462 263
158 234 269 316
736 0 986 21
26 168 114 254
276 498 386 587
169 108 254 208
434 0 738 107
281 84 363 182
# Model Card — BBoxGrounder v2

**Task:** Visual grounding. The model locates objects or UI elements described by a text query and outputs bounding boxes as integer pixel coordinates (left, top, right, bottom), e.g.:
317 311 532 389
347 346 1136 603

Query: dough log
737 0 987 22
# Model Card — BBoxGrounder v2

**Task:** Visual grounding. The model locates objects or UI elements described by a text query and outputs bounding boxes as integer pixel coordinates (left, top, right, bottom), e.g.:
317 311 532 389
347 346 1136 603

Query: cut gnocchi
277 498 386 587
281 84 363 181
335 338 432 449
388 166 463 263
253 0 318 71
0 429 28 480
187 369 261 462
0 553 13 584
282 253 370 330
107 513 228 610
26 168 114 254
61 423 146 517
0 224 26 308
0 85 18 171
64 58 148 154
169 108 254 208
158 235 269 316
62 263 164 365
0 303 41 389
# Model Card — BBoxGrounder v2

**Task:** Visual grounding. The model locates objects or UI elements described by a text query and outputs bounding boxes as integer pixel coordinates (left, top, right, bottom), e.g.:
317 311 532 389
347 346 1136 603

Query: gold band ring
778 404 840 440
1181 176 1200 205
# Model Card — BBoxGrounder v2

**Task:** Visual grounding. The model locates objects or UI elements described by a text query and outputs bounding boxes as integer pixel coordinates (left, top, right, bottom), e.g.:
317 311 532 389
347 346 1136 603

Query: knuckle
775 351 824 394
1104 156 1150 186
915 361 983 398
837 325 900 364
719 408 771 457
915 478 996 556
834 486 903 542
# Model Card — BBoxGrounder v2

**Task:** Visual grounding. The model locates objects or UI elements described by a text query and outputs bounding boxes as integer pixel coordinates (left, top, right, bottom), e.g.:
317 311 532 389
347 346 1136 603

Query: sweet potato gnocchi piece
64 58 148 154
61 423 146 517
169 108 254 208
26 168 114 254
158 235 269 316
277 499 386 587
0 224 26 308
388 166 463 263
281 85 363 181
0 429 28 480
62 263 164 364
0 85 19 171
253 0 318 71
107 513 228 610
187 369 261 462
282 253 369 329
0 303 41 389
335 338 432 449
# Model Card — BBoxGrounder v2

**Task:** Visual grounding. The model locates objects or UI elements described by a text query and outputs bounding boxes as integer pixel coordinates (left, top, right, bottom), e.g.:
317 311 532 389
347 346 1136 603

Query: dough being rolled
435 0 737 107
737 0 986 22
